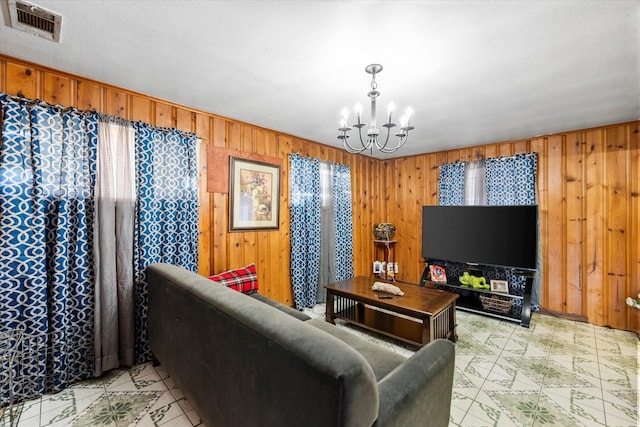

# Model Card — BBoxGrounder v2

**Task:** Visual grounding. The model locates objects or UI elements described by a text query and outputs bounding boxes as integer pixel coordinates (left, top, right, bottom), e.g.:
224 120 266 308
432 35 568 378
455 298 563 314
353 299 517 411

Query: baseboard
537 307 588 323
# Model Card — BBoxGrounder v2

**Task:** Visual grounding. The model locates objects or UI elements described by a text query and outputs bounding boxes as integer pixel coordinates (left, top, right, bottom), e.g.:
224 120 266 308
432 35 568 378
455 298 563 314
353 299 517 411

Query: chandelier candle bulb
387 103 395 122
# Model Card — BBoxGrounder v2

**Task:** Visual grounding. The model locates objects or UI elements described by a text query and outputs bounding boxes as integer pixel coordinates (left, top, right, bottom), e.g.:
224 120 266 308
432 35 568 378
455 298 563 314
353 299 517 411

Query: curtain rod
3 93 79 112
2 93 210 140
95 112 208 140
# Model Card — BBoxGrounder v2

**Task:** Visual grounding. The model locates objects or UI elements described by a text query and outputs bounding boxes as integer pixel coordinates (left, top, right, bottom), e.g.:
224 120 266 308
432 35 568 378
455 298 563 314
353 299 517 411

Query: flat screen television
421 205 537 271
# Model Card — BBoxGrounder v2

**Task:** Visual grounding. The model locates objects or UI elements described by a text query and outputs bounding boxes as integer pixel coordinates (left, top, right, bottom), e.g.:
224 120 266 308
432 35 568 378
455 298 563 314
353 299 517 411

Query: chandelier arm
379 134 410 153
342 131 369 153
343 140 369 153
375 126 394 151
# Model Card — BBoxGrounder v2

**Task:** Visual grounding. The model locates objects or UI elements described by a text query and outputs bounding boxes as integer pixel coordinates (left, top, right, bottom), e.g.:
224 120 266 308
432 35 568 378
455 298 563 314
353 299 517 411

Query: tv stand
423 266 534 327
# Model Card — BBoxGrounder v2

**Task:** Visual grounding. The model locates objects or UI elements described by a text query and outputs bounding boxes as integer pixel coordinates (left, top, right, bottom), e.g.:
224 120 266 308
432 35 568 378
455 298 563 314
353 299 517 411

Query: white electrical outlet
373 261 383 273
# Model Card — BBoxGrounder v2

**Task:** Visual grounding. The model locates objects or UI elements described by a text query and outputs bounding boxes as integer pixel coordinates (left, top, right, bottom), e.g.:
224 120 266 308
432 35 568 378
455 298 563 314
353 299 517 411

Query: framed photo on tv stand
429 265 447 283
490 279 509 294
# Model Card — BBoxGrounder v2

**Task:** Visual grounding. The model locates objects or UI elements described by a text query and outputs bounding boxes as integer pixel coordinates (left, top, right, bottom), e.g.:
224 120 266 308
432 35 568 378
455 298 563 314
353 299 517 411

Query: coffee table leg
326 291 336 324
356 301 364 320
421 317 431 346
450 302 458 342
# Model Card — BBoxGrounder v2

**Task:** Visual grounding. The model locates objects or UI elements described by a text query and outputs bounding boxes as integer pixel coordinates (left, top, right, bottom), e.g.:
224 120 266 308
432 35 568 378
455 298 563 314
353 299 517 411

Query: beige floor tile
9 307 638 427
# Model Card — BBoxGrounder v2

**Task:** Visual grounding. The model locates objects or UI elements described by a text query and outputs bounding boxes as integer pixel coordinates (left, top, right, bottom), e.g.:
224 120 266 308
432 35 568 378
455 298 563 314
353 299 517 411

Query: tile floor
2 306 638 427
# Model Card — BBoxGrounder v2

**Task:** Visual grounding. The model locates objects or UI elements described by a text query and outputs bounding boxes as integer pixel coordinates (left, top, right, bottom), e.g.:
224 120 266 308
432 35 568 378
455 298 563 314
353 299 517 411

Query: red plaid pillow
208 264 258 294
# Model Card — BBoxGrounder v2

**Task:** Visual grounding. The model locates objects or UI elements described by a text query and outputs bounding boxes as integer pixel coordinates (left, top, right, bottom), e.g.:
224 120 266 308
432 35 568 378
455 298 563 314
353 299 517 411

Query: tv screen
421 205 537 271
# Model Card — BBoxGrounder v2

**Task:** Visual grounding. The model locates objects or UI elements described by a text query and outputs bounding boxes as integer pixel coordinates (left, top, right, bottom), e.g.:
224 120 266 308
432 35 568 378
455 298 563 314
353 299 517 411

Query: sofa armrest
374 339 455 427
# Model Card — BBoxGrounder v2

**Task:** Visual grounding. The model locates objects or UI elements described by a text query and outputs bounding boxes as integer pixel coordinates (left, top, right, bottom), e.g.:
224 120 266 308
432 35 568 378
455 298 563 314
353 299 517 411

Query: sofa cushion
250 293 311 321
306 318 406 381
208 263 258 294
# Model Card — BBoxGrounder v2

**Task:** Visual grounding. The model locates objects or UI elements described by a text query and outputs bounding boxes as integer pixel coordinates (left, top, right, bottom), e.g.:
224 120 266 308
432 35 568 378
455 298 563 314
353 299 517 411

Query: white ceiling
1 0 638 159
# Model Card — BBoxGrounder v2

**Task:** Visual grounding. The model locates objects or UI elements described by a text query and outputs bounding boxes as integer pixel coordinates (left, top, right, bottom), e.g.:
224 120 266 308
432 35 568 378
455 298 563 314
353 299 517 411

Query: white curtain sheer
464 160 487 205
317 161 336 303
94 117 136 375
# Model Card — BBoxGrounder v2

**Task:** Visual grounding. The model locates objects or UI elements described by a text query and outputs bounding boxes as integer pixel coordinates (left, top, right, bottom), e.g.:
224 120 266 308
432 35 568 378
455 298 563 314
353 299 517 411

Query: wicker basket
373 223 396 240
479 294 513 314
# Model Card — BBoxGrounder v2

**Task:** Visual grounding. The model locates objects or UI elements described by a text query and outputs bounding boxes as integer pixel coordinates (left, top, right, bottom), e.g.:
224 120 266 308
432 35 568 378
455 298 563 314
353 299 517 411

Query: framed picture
429 265 447 283
229 157 280 231
490 279 509 294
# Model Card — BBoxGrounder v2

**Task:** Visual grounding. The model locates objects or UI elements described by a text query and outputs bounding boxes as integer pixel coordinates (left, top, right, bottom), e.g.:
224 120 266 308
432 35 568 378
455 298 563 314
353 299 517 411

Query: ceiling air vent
5 0 61 42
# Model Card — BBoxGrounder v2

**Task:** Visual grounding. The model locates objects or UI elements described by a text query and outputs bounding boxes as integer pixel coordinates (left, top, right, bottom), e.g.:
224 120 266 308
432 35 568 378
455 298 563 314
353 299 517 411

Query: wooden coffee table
325 276 458 347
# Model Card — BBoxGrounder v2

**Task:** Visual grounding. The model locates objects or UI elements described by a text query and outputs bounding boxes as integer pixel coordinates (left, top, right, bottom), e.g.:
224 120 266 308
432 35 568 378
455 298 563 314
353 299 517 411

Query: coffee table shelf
333 302 429 346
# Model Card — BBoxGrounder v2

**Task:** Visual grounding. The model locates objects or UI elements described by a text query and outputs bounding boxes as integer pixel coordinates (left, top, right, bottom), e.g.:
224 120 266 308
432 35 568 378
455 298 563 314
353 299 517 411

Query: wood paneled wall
0 55 386 307
1 55 638 333
384 123 640 334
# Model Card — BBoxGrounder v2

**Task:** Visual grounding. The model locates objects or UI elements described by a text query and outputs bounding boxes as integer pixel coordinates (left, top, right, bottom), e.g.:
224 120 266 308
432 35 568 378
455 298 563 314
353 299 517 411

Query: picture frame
229 157 280 231
490 279 509 294
429 265 447 283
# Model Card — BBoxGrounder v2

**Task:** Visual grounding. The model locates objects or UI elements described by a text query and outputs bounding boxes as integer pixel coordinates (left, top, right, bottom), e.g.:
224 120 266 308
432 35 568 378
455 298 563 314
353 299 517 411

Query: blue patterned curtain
332 163 354 281
133 123 199 363
289 154 321 309
0 94 97 404
438 162 465 206
486 153 538 205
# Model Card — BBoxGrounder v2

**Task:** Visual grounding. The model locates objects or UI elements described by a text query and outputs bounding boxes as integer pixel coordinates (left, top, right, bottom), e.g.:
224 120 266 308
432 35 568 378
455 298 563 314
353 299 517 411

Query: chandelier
338 64 414 154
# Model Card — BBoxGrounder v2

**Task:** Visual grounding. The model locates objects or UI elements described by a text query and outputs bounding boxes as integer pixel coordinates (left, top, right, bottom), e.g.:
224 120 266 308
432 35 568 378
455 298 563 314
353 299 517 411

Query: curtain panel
289 154 321 310
332 163 354 282
133 122 199 363
94 116 136 375
0 94 97 404
486 153 538 206
317 162 335 303
464 160 487 206
438 162 465 206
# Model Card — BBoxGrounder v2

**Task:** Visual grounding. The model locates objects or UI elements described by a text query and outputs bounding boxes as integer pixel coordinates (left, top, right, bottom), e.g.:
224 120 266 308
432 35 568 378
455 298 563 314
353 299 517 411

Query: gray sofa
147 263 455 427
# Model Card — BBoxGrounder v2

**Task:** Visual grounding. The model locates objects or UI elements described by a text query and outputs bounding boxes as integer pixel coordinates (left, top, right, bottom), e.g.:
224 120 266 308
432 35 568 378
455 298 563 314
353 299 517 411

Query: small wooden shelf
373 240 397 280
